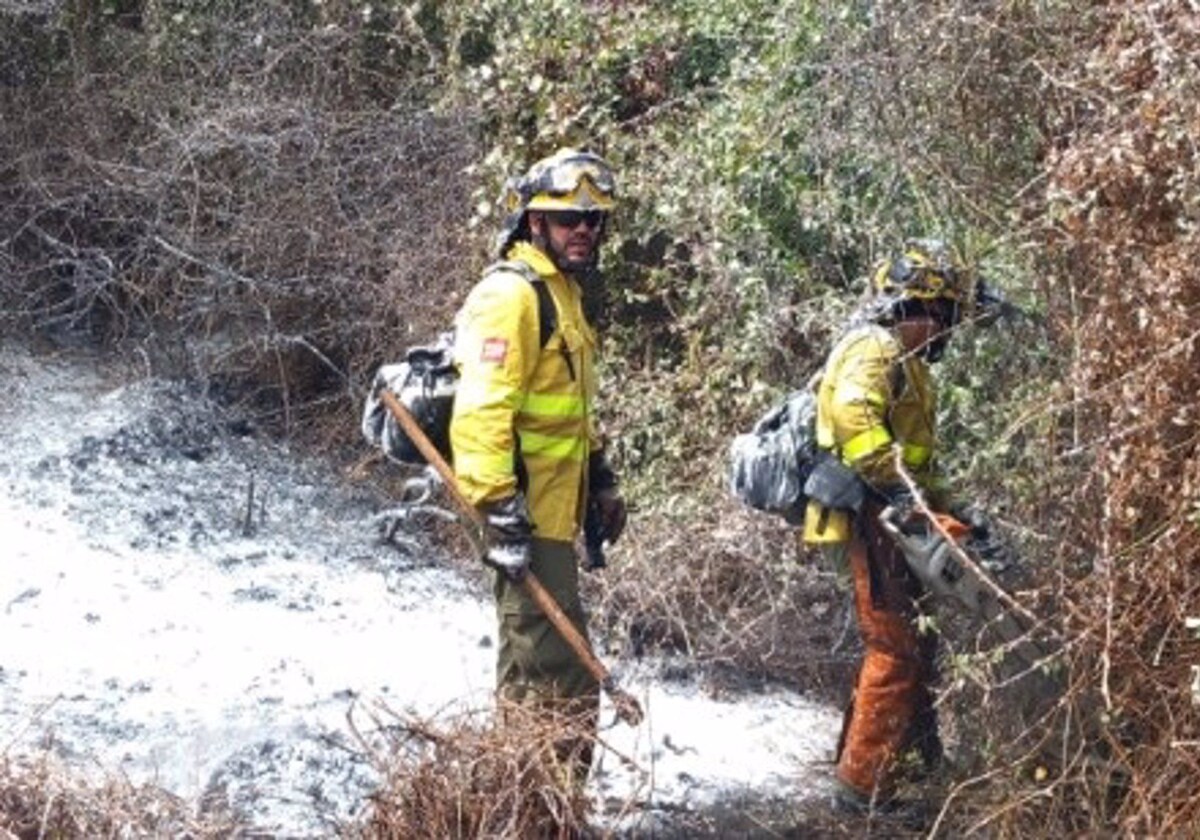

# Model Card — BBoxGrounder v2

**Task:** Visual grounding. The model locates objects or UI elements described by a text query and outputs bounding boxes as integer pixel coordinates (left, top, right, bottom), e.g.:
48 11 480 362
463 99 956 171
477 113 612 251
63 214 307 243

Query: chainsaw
878 503 1049 670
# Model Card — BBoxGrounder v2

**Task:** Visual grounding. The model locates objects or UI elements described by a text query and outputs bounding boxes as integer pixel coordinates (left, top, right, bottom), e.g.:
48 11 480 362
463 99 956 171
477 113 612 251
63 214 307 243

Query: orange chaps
835 507 940 797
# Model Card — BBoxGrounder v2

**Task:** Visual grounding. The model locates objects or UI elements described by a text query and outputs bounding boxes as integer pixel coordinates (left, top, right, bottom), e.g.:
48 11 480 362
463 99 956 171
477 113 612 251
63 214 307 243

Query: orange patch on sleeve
481 338 509 363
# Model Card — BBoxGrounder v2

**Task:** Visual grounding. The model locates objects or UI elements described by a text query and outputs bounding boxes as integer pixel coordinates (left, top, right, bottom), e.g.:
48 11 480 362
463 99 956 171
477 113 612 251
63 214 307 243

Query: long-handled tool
379 389 644 726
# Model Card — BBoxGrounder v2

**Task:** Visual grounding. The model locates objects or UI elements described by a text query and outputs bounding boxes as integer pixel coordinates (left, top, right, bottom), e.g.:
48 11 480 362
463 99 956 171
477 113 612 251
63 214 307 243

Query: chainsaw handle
879 503 969 541
931 512 972 541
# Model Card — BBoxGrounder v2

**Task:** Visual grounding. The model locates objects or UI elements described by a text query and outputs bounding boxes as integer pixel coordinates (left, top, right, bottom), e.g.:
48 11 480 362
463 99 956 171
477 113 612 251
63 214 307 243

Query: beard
532 231 606 325
543 235 599 276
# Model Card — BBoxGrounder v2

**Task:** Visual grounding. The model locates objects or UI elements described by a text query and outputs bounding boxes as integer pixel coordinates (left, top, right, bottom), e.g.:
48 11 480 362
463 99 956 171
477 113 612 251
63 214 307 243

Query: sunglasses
546 209 606 230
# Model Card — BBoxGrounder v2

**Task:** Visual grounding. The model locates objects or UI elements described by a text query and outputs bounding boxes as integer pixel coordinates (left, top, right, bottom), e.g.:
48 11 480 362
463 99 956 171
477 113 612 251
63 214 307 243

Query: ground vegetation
1 0 1198 836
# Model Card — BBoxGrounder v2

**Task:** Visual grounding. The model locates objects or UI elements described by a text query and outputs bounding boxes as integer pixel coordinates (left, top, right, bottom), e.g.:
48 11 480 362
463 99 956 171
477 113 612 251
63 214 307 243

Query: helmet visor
907 267 964 301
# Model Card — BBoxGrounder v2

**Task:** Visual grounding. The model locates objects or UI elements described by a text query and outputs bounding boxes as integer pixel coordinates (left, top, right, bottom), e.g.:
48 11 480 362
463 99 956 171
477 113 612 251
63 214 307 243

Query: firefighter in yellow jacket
450 148 626 779
804 239 982 813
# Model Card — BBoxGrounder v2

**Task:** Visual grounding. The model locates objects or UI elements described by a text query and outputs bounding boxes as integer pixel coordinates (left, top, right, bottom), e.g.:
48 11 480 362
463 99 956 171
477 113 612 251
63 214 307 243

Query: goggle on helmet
496 148 616 254
872 238 969 303
522 148 616 212
508 148 619 213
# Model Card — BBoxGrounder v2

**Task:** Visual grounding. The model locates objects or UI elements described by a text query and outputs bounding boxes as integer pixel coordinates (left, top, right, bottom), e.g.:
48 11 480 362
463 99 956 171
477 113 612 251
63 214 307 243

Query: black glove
948 502 1015 573
589 487 627 545
589 450 618 492
587 451 627 542
480 494 533 582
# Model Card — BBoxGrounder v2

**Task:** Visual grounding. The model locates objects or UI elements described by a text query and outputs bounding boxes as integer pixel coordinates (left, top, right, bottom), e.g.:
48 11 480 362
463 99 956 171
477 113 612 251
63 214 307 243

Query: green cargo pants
493 537 600 782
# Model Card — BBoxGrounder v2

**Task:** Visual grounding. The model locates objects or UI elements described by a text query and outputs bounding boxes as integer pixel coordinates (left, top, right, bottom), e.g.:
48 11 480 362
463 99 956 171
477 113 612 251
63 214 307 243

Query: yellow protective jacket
450 241 601 543
803 324 940 543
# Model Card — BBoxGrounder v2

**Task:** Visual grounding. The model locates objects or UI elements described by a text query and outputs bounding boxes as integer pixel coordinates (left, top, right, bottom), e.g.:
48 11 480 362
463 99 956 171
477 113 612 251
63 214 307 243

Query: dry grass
347 699 628 840
0 753 238 839
590 501 855 702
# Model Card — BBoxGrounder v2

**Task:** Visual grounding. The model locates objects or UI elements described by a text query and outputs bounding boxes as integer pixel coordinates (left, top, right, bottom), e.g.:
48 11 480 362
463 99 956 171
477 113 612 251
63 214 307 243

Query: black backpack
362 261 557 465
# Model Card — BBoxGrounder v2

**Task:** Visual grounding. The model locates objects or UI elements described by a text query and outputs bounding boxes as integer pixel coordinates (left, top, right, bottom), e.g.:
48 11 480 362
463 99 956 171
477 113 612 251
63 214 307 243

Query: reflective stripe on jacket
803 324 937 543
450 241 599 542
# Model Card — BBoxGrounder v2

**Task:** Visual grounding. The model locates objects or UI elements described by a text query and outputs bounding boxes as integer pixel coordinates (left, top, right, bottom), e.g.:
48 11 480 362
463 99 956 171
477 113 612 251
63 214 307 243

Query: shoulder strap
532 279 556 350
484 259 557 348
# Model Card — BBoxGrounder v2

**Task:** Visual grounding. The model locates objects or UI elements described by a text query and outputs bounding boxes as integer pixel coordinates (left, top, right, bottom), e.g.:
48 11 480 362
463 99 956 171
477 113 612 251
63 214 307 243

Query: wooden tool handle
379 388 643 726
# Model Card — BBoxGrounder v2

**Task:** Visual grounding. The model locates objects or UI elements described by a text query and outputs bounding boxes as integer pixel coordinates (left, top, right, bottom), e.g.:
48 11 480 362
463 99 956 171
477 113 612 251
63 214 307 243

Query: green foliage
3 0 1060 502
3 0 1061 562
15 0 1195 833
430 0 1054 519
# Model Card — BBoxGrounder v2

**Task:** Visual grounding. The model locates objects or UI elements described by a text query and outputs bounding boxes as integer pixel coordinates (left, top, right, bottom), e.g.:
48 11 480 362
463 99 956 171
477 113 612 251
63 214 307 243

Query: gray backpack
729 377 871 525
728 390 820 525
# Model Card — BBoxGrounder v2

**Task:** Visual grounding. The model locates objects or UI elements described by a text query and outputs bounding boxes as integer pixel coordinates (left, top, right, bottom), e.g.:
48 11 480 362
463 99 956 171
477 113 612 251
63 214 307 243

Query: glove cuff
480 493 533 541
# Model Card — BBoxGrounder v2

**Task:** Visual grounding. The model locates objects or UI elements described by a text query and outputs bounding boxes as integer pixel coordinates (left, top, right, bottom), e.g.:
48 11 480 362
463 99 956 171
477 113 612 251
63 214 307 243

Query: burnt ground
0 339 870 837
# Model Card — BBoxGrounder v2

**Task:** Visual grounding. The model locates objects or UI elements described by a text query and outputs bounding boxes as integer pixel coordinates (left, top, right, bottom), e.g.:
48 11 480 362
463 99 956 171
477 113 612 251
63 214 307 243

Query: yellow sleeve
826 332 901 485
450 270 542 505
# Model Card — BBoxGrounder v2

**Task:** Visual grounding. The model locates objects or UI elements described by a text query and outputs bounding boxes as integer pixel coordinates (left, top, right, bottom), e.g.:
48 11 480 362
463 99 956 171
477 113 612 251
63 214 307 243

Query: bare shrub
3 90 477 432
349 701 606 840
1 5 478 439
590 501 855 701
0 752 238 838
1024 3 1200 833
918 2 1200 835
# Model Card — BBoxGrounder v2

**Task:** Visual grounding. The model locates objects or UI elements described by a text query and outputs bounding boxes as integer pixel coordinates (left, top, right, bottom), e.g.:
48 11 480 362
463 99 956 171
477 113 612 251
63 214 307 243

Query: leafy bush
7 0 1200 834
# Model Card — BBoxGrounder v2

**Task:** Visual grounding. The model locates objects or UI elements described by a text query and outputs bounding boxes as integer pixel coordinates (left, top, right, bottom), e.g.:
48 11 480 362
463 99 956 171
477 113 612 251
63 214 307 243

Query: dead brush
921 2 1200 834
0 752 238 839
0 5 480 445
590 499 854 699
349 699 606 840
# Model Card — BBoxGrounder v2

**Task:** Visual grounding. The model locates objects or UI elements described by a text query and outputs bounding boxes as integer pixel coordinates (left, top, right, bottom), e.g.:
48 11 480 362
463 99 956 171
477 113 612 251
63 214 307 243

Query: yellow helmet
872 238 970 303
497 147 616 254
523 148 616 212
